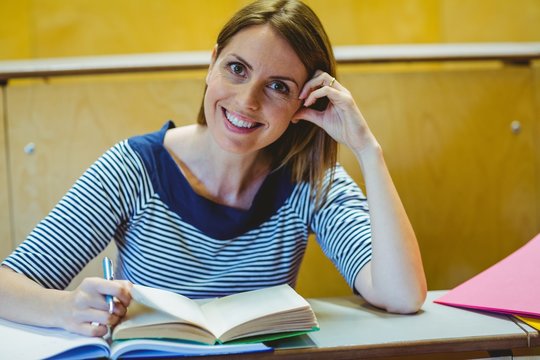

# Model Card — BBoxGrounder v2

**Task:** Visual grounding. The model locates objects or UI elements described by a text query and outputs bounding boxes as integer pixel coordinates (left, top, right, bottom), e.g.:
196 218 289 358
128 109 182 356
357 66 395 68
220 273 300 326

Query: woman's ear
291 107 306 124
206 44 219 85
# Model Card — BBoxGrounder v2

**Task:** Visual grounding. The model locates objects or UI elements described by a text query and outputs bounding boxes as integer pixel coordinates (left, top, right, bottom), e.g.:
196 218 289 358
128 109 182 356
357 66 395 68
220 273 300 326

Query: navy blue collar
129 121 295 240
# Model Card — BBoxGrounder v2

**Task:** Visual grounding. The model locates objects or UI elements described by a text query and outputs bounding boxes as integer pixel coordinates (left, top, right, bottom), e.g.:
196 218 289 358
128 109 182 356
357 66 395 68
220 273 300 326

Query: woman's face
204 24 308 155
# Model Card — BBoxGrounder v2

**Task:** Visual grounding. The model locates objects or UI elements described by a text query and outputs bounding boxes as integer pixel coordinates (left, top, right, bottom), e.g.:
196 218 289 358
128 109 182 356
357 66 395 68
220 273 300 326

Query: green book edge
219 326 320 345
112 327 320 346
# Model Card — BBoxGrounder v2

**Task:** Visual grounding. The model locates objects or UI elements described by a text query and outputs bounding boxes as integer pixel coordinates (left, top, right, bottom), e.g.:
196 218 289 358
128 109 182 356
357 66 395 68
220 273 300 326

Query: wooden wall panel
339 66 539 290
7 72 206 287
0 85 12 260
0 0 32 60
30 0 244 57
310 0 442 45
442 0 540 42
2 0 540 60
296 235 351 297
8 74 205 242
291 65 540 296
534 62 540 242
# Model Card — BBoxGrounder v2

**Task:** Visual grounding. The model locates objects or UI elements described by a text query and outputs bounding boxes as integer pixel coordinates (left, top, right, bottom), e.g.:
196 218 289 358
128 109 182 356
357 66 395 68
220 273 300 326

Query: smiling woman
203 25 307 157
0 0 426 338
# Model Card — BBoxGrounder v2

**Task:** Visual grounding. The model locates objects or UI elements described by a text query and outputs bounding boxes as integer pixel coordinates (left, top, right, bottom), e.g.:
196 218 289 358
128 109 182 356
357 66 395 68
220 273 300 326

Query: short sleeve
2 141 148 289
310 165 372 288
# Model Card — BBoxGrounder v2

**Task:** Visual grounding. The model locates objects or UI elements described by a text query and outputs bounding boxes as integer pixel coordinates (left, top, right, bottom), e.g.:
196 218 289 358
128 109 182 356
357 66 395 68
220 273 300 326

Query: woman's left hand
293 70 377 153
295 72 427 314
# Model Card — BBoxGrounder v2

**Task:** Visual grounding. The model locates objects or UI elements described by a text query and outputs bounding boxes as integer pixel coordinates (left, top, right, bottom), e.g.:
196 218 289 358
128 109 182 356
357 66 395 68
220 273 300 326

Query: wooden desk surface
202 291 539 359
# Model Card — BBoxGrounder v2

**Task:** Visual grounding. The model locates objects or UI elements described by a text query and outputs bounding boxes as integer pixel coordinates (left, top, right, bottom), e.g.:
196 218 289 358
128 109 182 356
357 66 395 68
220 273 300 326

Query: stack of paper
434 233 540 330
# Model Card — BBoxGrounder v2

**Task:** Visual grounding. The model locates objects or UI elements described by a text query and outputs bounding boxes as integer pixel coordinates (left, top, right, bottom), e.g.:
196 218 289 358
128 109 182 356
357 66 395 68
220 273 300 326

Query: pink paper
434 233 540 317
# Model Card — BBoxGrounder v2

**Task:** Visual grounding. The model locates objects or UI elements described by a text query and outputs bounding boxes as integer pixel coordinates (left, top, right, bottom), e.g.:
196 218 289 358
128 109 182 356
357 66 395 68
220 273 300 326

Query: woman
0 0 426 337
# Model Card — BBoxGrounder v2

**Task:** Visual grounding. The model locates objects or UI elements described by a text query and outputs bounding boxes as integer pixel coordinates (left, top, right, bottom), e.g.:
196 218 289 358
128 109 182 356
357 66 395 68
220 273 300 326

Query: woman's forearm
0 265 131 336
353 144 427 313
0 266 68 328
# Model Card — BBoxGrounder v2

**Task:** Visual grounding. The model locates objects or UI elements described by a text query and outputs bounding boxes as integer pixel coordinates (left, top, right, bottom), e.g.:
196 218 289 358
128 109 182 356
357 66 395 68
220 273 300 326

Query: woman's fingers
75 322 109 337
302 85 339 108
94 279 133 308
61 278 133 336
299 70 337 100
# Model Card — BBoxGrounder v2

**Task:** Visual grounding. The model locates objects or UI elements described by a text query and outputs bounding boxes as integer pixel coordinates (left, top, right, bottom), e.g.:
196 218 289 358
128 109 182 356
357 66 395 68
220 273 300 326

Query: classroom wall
0 87 10 261
1 1 539 297
3 63 539 298
1 0 540 61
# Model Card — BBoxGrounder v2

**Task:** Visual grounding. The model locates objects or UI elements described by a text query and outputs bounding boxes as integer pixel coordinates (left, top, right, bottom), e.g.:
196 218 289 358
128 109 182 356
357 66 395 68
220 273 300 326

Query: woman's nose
236 81 261 111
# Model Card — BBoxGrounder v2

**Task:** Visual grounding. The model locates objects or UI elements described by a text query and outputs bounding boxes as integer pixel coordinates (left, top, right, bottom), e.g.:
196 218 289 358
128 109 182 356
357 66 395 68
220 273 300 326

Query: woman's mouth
223 108 261 130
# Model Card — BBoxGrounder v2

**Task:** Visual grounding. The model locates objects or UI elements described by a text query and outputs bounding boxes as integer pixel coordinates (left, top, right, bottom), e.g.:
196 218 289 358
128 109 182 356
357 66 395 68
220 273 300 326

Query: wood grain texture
533 63 540 281
7 73 205 244
339 66 539 289
6 73 206 287
2 0 539 60
441 0 540 43
0 85 12 260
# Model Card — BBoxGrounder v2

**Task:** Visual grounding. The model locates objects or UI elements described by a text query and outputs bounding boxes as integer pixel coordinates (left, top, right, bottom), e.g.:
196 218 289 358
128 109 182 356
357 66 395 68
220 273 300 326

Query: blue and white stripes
3 126 372 298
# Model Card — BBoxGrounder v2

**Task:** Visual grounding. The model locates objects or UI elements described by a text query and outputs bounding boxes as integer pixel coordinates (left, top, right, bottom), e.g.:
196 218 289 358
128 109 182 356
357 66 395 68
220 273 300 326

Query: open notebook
0 318 271 360
0 283 319 359
114 283 319 344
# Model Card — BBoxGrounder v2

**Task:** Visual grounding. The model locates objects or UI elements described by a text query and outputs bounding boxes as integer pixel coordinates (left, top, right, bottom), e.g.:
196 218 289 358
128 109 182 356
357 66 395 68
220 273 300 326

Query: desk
192 291 540 359
0 291 538 359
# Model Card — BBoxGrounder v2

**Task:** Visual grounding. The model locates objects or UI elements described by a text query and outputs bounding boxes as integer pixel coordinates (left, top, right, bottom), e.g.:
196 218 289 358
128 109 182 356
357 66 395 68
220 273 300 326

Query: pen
102 257 115 314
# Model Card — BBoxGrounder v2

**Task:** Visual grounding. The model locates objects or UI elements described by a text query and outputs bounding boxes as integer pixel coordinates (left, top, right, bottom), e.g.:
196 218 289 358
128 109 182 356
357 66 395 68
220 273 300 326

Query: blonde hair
197 0 337 205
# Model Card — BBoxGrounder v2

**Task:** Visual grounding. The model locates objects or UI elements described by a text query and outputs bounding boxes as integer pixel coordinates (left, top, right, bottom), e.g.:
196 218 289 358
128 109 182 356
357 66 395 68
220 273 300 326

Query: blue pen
102 257 115 314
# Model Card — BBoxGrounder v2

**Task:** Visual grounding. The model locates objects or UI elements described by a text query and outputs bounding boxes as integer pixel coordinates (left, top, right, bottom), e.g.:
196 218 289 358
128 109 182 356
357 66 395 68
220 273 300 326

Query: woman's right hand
59 277 132 336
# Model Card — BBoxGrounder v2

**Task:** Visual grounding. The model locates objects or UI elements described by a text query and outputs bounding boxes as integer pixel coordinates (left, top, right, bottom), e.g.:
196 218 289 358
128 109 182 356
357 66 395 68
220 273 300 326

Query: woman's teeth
226 111 256 129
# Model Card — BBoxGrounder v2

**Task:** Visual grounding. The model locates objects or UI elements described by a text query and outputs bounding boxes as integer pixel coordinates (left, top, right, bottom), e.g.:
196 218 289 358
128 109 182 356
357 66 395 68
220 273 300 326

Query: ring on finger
328 77 336 87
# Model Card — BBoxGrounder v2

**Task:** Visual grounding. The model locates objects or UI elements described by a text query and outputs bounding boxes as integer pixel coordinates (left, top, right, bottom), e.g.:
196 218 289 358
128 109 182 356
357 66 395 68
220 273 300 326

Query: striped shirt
3 122 372 298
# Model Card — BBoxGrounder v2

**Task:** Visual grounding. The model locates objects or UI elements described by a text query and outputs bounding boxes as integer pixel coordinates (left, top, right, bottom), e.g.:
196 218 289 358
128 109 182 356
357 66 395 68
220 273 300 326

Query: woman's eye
228 62 245 76
269 81 289 94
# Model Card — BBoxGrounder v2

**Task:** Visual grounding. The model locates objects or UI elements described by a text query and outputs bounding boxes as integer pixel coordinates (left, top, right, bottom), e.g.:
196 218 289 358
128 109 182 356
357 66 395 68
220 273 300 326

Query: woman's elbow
385 287 427 314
